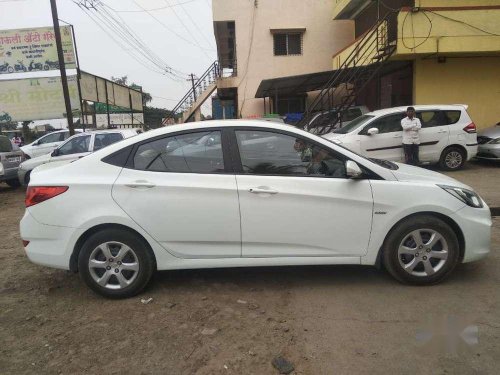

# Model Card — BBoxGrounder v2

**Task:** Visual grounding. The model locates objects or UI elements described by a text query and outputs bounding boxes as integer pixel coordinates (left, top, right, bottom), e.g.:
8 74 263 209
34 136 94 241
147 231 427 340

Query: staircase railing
297 11 397 134
164 61 220 124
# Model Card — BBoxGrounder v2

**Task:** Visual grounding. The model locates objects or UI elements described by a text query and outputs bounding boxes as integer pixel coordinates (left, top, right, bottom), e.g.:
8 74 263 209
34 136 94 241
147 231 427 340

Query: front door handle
249 187 278 194
125 180 156 189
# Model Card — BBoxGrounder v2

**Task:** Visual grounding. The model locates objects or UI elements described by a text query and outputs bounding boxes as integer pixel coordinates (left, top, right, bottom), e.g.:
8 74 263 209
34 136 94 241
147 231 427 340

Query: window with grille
273 33 302 56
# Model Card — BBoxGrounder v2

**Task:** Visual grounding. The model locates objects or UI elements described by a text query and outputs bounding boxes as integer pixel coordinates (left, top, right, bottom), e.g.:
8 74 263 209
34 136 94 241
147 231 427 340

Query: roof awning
254 61 411 98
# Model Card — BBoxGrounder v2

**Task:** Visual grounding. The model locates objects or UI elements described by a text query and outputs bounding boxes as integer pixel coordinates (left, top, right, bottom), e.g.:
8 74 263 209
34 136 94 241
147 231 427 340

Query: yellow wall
396 8 500 56
416 0 500 7
414 57 500 129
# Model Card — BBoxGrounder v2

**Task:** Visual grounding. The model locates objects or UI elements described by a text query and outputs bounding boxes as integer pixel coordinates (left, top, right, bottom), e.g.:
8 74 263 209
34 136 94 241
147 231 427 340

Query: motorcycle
28 60 43 71
0 62 13 74
13 60 27 72
44 60 59 70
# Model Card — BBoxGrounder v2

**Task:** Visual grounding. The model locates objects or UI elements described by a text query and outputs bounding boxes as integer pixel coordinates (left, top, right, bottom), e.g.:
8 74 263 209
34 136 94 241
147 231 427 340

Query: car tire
382 215 460 285
24 171 31 186
439 146 466 171
6 178 21 188
78 229 155 299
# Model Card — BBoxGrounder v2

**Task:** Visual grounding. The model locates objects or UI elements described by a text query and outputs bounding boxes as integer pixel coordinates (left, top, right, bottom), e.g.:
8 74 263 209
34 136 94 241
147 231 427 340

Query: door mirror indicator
367 127 379 136
346 160 363 179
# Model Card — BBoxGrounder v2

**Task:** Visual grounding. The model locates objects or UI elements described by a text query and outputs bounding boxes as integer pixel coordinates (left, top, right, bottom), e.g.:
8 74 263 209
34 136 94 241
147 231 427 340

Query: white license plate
8 156 21 163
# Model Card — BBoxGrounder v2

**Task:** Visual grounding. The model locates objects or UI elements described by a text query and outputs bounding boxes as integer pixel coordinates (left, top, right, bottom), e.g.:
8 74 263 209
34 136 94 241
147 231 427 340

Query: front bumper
476 144 500 160
450 204 492 263
20 210 76 270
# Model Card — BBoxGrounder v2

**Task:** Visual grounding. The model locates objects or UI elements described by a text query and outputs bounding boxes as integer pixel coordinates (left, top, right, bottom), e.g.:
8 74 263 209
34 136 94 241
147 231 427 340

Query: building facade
331 0 500 129
213 0 354 118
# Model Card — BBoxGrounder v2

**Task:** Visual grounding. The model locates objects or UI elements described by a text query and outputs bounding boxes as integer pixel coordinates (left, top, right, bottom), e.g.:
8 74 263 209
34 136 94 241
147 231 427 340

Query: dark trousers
403 143 419 165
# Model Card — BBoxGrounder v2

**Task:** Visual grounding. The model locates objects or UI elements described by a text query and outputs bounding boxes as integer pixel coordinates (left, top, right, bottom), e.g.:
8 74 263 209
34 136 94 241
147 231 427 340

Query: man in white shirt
401 106 421 165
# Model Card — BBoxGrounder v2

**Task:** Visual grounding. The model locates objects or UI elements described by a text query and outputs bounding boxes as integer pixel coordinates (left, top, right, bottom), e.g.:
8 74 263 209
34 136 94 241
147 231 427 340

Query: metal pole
104 83 111 128
189 73 197 101
69 24 84 131
50 0 74 135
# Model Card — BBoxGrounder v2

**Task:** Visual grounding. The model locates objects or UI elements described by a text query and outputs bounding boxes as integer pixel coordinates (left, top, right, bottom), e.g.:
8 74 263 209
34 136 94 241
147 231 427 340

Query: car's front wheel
78 229 155 298
383 215 460 285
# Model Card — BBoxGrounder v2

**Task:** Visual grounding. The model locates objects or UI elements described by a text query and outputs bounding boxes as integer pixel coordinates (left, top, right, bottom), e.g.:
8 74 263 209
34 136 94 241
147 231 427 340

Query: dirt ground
0 160 499 375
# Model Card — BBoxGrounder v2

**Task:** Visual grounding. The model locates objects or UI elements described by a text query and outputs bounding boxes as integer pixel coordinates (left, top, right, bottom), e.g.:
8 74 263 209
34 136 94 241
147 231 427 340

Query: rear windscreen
0 137 12 152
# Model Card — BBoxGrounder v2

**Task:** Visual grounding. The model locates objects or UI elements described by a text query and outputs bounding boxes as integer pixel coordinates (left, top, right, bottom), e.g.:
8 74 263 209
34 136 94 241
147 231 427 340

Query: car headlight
488 137 500 144
438 185 483 208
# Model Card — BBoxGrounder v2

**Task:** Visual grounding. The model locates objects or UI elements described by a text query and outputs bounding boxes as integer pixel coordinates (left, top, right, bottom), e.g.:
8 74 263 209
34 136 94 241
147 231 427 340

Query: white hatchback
20 121 491 298
323 105 478 170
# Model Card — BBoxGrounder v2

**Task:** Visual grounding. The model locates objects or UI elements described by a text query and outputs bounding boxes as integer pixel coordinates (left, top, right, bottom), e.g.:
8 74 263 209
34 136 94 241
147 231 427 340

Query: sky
0 0 217 121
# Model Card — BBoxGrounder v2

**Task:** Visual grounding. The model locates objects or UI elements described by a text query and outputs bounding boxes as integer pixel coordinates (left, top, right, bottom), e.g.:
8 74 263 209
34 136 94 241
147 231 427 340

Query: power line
132 0 214 59
107 0 197 13
173 0 216 49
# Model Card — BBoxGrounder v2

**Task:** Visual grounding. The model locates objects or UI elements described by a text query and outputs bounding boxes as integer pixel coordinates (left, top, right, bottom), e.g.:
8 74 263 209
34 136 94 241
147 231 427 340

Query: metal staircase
163 61 220 125
297 13 397 134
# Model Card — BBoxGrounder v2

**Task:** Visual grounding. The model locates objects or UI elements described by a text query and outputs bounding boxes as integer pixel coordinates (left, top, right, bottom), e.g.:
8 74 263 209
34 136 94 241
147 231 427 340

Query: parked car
476 122 500 161
307 105 369 134
323 105 478 171
20 129 83 159
0 135 24 187
18 129 138 185
20 120 491 298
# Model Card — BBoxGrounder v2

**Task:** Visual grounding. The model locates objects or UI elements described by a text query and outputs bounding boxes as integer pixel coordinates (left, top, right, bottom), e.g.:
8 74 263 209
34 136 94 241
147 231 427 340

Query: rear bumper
465 144 478 161
450 204 492 263
0 168 18 182
20 210 75 270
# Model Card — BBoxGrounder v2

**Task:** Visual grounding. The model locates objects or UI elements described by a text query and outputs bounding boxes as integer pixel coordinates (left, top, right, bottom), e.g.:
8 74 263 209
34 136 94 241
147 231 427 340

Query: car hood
20 153 52 170
390 162 472 189
478 126 500 138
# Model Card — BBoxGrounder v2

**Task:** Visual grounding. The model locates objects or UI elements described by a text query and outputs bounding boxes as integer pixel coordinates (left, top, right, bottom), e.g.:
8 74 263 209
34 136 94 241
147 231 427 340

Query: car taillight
25 186 68 207
463 122 476 134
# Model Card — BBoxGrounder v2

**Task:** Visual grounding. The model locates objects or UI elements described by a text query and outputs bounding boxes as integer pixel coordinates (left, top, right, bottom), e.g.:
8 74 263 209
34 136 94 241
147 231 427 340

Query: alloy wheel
445 151 462 169
398 229 449 277
88 241 140 289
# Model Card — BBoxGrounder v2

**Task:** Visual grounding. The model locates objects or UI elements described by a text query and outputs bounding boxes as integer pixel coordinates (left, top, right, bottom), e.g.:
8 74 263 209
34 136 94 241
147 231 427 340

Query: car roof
367 104 468 117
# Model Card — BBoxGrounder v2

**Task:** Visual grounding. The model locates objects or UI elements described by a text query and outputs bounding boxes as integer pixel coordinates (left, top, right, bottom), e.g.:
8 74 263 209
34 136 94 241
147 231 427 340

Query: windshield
333 114 374 134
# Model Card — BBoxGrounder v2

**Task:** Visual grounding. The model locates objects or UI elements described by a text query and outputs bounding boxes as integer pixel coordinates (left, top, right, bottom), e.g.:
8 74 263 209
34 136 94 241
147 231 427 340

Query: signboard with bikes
0 26 76 74
0 76 79 121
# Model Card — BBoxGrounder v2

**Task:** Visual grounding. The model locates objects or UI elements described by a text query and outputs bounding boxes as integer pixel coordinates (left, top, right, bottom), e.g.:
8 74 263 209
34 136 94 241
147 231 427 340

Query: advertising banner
0 76 79 121
82 113 144 127
0 26 76 74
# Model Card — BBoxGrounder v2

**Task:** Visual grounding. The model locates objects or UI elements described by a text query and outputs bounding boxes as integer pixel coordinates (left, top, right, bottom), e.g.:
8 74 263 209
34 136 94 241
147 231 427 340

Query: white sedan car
20 121 491 298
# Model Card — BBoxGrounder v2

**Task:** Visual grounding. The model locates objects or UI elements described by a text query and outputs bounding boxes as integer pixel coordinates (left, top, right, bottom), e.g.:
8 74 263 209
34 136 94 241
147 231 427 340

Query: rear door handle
249 187 278 194
125 180 156 189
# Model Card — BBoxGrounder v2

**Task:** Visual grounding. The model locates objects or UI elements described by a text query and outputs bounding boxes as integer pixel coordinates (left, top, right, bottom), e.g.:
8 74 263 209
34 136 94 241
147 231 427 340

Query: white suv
21 129 83 159
323 105 478 170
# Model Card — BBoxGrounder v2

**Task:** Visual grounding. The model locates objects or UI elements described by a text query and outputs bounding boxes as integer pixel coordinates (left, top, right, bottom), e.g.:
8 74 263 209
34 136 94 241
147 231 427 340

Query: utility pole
50 0 74 135
187 74 197 101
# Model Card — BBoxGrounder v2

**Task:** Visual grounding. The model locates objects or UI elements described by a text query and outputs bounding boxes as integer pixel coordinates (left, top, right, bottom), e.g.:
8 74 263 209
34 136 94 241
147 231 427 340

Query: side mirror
367 127 379 136
346 160 363 179
51 149 59 157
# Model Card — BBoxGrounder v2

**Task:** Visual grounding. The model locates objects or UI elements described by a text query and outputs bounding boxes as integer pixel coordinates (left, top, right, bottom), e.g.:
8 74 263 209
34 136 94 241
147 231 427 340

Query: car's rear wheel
439 146 465 170
78 229 155 298
6 178 20 188
382 215 460 285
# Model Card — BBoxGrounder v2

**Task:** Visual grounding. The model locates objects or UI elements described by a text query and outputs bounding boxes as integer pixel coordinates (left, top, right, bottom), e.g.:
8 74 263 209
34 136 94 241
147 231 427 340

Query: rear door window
93 133 124 151
417 111 446 128
442 110 461 125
